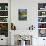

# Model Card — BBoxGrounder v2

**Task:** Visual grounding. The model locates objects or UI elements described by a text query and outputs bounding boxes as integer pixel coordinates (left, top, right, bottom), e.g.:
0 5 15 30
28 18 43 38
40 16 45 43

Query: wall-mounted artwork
38 17 46 22
38 29 46 37
0 11 8 16
38 11 46 16
18 9 27 20
0 3 8 10
38 3 46 10
0 23 8 37
38 23 46 28
0 17 8 22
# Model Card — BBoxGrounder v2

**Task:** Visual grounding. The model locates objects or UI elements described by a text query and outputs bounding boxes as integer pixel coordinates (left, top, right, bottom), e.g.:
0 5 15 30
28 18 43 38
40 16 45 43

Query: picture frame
18 9 27 21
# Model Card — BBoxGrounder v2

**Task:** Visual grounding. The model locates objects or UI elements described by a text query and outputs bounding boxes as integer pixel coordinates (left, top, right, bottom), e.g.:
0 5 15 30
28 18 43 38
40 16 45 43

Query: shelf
0 10 8 11
0 22 8 23
38 16 46 17
38 28 46 29
38 10 46 11
38 22 46 23
0 16 8 17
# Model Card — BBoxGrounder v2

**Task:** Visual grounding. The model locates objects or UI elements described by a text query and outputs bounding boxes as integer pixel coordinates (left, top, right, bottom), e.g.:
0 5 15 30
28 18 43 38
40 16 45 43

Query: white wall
11 0 38 30
11 0 46 30
11 0 46 46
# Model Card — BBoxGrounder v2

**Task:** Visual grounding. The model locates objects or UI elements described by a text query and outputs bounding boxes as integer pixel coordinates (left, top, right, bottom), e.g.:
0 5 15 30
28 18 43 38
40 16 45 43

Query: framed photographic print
0 17 8 22
0 23 8 37
0 11 8 16
38 23 46 28
38 17 46 22
18 9 27 21
38 29 46 37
